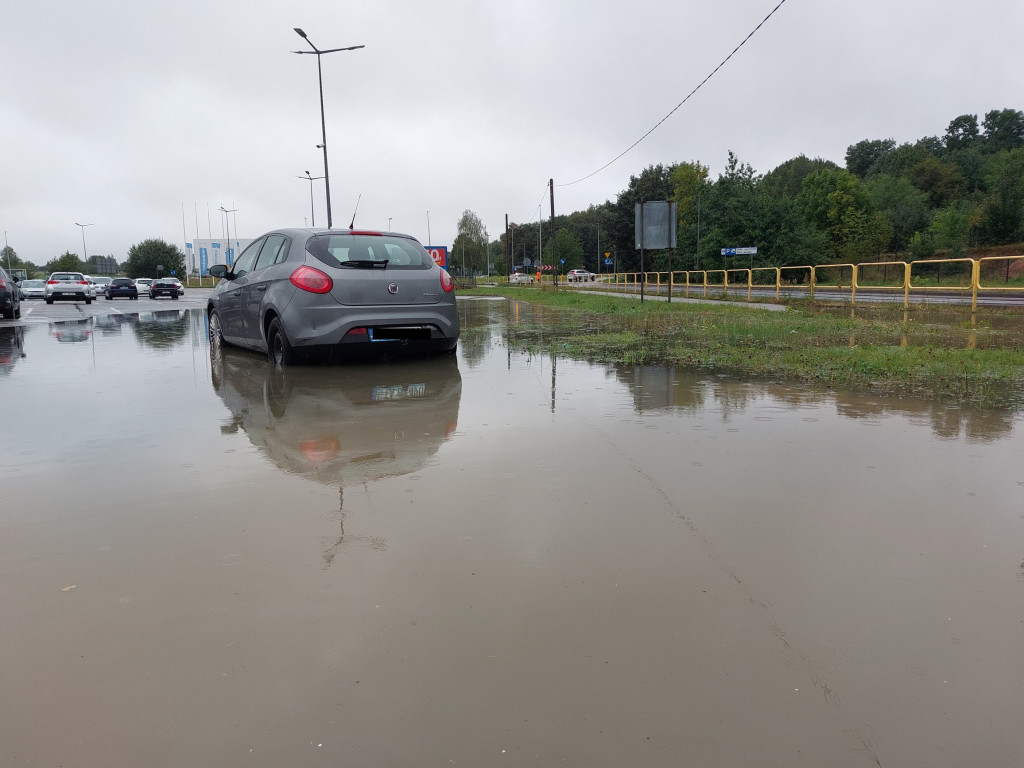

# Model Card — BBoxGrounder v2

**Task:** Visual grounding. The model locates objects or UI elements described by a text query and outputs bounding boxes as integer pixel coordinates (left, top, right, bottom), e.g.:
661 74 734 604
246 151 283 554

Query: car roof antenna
348 194 362 230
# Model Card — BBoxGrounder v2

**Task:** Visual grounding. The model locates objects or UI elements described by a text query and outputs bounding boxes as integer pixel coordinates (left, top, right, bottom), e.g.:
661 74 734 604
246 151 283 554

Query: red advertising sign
426 246 448 268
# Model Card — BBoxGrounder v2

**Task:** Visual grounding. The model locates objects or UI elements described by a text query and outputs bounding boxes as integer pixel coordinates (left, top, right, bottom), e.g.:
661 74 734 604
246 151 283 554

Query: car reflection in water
0 326 26 375
49 318 93 344
210 344 462 565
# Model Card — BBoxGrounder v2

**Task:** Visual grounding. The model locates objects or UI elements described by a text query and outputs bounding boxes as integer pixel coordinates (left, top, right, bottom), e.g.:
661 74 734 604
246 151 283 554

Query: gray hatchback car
207 228 459 365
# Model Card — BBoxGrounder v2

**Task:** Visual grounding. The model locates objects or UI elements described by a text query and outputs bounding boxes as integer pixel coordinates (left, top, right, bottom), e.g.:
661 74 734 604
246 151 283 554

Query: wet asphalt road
1 297 1023 767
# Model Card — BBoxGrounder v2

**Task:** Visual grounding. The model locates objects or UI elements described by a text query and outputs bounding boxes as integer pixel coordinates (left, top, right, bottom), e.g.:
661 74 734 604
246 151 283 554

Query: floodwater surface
1 300 1023 767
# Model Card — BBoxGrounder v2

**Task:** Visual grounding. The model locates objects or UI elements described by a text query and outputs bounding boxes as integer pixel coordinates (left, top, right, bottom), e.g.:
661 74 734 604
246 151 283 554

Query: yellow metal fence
554 255 1024 310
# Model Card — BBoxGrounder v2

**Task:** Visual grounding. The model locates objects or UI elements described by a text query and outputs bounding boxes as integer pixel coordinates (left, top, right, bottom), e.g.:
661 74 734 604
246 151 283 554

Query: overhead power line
559 0 790 188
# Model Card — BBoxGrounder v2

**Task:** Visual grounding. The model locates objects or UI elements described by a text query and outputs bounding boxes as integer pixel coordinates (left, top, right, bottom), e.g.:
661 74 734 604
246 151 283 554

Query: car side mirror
208 264 231 279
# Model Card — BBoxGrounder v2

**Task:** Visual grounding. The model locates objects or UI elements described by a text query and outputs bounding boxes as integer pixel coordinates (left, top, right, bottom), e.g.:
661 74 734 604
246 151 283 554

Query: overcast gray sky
3 0 1020 266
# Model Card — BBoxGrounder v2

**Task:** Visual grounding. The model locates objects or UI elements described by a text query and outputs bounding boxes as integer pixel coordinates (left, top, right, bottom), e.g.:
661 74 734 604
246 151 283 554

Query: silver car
19 279 47 299
207 228 459 365
45 272 92 304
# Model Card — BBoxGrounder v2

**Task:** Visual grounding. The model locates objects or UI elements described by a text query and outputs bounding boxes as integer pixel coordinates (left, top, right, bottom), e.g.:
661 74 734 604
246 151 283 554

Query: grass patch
462 286 1024 408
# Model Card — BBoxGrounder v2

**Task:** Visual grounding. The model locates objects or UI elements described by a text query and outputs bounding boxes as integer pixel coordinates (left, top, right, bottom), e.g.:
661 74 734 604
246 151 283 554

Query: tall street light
75 222 93 268
296 170 324 227
218 205 238 267
292 28 364 230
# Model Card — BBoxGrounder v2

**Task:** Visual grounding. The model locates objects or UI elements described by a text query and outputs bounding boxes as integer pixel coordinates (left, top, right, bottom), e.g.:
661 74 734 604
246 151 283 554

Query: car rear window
52 273 83 281
306 234 431 270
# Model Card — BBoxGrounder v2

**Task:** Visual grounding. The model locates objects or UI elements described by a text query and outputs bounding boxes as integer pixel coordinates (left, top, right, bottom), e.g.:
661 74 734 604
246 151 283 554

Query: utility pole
549 178 556 289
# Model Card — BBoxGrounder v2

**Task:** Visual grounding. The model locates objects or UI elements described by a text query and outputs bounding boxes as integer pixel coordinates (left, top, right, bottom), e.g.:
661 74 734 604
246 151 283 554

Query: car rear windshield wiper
339 259 389 269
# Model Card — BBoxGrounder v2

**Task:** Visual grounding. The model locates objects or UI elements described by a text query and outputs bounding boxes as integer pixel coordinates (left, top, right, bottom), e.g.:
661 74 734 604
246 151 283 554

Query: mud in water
1 302 1023 767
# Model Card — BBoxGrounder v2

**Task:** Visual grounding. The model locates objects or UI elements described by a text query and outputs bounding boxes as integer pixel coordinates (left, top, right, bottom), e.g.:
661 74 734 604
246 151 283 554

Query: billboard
426 246 448 269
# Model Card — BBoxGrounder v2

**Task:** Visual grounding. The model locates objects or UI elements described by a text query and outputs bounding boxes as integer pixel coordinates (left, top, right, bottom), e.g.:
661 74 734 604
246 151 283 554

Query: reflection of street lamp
296 170 324 227
75 222 93 267
292 28 364 230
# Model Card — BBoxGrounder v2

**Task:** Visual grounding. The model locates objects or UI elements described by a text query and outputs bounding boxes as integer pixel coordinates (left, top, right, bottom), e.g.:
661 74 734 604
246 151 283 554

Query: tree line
450 107 1024 276
2 239 186 280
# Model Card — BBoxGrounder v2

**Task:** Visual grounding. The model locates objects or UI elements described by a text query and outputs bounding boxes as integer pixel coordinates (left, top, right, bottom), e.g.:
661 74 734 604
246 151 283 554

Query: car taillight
440 269 454 293
47 280 59 285
290 265 333 294
77 281 88 285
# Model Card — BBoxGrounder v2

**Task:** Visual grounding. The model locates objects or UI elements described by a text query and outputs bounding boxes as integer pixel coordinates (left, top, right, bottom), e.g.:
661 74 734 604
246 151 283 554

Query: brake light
47 280 59 285
439 268 454 293
289 265 333 294
347 230 382 236
77 281 88 285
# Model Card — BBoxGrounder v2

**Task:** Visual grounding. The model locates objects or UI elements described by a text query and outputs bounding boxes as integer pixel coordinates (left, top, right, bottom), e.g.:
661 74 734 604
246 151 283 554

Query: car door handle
256 285 267 292
232 290 241 297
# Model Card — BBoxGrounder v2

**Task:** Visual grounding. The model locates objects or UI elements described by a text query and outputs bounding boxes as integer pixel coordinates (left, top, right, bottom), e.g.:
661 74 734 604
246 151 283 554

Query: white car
45 272 93 304
135 278 154 294
567 269 596 283
509 273 535 285
90 276 112 296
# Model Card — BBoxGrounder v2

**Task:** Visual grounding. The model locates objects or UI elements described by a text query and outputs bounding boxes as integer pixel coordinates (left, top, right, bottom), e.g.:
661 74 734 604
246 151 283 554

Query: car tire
172 294 178 300
45 297 53 304
1 307 11 320
267 317 297 367
208 309 225 348
85 297 92 305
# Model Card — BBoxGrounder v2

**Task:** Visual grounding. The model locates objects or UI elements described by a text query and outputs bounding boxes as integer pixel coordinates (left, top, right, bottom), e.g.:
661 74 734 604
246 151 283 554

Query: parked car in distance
89 277 112 296
19 279 47 300
134 278 153 294
207 227 459 366
45 272 92 304
105 277 139 300
567 269 596 282
0 265 22 319
149 277 181 299
165 277 184 293
509 272 535 285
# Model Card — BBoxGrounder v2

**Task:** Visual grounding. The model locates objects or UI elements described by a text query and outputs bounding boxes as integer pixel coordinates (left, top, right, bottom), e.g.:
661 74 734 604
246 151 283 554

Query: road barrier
584 254 1024 310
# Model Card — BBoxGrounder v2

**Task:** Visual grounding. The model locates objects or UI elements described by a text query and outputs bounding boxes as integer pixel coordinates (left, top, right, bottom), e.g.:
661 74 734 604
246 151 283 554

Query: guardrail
572 255 1024 310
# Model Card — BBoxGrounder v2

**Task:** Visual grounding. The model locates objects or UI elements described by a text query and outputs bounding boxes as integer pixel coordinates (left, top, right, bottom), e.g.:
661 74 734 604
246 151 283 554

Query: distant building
185 238 254 276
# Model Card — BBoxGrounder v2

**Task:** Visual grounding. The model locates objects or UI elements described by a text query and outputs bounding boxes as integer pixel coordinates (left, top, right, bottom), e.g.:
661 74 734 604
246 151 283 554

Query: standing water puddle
1 301 1022 767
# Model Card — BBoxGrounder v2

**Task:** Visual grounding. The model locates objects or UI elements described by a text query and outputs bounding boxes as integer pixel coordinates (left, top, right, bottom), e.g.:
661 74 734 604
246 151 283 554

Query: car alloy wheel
267 317 296 367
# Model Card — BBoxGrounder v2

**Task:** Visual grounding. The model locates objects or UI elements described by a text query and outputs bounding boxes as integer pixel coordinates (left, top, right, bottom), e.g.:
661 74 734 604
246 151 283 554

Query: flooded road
2 299 1023 767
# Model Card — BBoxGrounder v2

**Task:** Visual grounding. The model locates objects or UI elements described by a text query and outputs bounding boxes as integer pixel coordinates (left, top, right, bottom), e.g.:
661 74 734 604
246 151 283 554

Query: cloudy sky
3 0 1020 267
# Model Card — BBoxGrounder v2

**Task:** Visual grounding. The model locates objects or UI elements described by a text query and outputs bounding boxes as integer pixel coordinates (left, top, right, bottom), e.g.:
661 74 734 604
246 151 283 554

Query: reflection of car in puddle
49 318 93 343
211 346 462 564
0 325 26 375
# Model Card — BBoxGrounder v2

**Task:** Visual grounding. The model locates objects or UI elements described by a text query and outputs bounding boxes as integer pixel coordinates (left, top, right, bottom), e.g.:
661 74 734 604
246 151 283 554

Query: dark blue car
105 278 139 300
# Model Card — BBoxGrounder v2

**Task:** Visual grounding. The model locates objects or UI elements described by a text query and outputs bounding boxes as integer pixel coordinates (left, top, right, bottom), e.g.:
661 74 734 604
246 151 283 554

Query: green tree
929 202 979 258
906 156 967 208
124 239 185 279
451 210 488 276
797 168 886 260
866 174 930 254
944 114 980 152
977 147 1024 244
45 252 85 273
609 163 677 272
982 109 1024 153
845 139 895 178
544 228 584 272
762 155 840 198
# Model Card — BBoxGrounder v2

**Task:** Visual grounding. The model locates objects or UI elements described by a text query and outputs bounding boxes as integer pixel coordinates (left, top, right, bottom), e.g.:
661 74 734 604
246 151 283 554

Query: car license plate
60 291 73 296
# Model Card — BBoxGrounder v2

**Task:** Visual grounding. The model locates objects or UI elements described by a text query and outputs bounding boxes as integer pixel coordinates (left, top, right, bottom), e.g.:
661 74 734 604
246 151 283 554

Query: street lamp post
75 222 93 269
292 28 364 230
296 170 324 227
218 205 238 267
